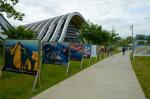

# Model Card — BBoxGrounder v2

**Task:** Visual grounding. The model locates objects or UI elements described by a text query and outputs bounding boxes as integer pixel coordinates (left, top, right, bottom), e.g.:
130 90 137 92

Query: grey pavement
32 52 146 99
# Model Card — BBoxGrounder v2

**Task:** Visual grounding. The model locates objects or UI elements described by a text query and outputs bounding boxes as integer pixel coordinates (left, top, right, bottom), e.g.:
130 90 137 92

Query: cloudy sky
5 0 150 37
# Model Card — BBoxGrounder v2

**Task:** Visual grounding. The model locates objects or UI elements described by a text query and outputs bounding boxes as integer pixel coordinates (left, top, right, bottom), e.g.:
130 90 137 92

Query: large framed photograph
42 42 69 65
134 45 150 56
83 44 91 58
100 46 105 54
91 45 97 57
96 45 101 55
70 43 84 61
3 40 40 75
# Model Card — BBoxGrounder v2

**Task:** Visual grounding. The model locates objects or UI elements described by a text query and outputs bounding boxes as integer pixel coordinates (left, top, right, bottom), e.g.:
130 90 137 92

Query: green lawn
132 56 150 99
0 54 106 99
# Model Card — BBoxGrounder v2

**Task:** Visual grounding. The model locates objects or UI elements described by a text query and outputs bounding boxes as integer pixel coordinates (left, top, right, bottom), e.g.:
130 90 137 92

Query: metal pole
131 25 134 60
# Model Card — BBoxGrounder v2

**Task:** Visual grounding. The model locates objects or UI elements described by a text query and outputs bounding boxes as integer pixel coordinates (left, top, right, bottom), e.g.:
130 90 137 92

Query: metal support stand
80 57 84 69
32 47 42 91
32 70 40 91
66 62 70 77
89 57 92 65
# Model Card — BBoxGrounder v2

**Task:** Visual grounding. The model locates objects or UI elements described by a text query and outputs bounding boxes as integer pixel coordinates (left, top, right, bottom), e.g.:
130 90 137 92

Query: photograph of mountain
70 43 84 61
4 40 40 75
42 42 69 66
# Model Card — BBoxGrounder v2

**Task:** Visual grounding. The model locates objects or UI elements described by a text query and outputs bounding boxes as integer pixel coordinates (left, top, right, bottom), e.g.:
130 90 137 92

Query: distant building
0 12 86 43
0 14 12 39
135 34 149 45
23 12 86 43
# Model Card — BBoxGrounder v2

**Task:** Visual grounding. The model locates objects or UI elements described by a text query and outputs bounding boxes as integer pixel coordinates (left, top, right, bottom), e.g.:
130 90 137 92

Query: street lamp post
131 24 134 60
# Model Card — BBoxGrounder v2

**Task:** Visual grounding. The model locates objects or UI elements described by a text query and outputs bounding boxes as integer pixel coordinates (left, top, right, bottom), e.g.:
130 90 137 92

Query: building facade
0 14 12 39
24 12 86 43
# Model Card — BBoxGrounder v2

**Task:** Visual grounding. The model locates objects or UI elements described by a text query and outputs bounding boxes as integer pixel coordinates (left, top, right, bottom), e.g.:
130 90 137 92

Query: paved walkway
32 52 146 99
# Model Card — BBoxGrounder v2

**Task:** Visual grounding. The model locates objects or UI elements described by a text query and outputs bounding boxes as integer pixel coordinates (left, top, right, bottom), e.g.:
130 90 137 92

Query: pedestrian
110 47 113 57
122 47 126 55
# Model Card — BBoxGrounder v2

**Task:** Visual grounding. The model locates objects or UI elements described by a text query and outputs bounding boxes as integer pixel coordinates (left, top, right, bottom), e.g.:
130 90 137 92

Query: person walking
110 47 113 57
122 47 126 55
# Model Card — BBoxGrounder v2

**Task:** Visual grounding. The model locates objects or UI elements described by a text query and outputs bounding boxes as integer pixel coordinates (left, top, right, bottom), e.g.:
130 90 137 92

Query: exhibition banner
96 45 101 55
42 42 69 65
83 44 91 58
91 45 97 57
134 45 150 56
100 46 105 54
70 43 84 61
4 40 40 75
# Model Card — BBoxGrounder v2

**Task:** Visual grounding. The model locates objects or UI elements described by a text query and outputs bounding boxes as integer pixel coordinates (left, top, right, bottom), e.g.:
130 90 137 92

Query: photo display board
100 46 105 54
4 40 40 75
83 44 91 58
134 45 150 56
91 45 97 57
70 43 84 61
42 42 69 65
96 45 101 55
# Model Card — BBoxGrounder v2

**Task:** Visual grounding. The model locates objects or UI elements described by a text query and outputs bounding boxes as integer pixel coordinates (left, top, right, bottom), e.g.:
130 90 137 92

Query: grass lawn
0 54 107 99
131 56 150 99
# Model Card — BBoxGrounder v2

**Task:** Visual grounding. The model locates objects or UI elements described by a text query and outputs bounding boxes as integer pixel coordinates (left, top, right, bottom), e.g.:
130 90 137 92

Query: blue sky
4 0 150 37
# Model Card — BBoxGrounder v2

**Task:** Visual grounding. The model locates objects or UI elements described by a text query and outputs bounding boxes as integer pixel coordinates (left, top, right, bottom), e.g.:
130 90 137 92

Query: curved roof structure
24 12 86 43
0 14 12 39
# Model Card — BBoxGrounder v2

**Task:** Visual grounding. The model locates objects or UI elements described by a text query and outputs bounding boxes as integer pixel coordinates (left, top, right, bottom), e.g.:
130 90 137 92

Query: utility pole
131 24 134 60
111 26 115 45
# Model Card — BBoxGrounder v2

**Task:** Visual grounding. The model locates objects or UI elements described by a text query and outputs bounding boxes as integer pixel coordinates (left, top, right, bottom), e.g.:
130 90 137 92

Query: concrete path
32 52 146 99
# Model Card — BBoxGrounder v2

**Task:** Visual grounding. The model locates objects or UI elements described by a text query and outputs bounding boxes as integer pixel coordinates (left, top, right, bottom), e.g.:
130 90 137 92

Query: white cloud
5 0 150 37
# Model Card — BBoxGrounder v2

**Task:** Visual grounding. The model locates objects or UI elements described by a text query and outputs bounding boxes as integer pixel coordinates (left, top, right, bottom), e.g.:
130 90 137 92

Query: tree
0 0 24 20
147 36 150 44
118 39 128 47
138 41 145 45
125 36 132 45
80 22 110 45
108 32 120 46
2 26 35 39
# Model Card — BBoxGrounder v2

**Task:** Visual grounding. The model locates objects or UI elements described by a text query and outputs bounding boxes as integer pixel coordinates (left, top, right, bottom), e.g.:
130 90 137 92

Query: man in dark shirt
122 47 126 55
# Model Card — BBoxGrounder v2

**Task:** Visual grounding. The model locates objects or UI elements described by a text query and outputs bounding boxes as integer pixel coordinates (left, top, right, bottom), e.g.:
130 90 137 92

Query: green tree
2 26 35 39
138 41 145 45
80 22 110 45
108 32 120 46
119 38 128 46
126 36 132 44
0 0 24 20
147 36 150 44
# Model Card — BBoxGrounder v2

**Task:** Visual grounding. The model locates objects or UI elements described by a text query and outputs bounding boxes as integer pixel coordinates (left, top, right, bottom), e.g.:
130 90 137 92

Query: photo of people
42 42 69 65
83 44 91 58
4 40 40 75
70 43 84 61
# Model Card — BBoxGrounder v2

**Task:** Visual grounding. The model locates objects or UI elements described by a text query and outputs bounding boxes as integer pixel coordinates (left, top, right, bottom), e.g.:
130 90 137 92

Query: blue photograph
70 43 84 61
42 42 69 66
83 44 91 58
